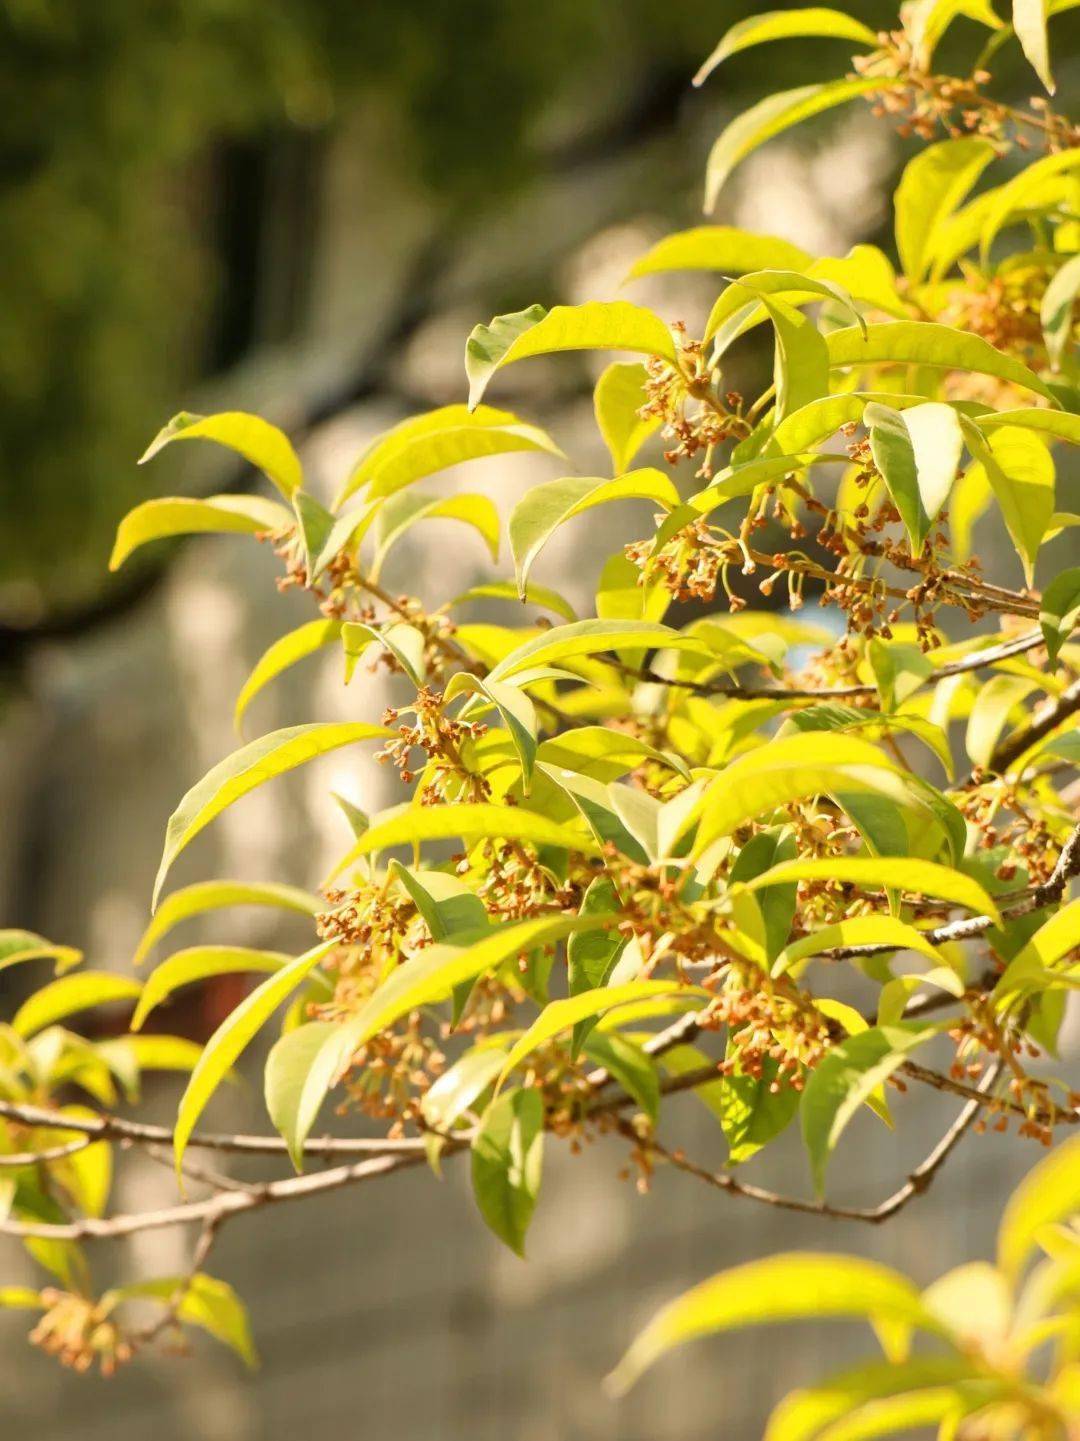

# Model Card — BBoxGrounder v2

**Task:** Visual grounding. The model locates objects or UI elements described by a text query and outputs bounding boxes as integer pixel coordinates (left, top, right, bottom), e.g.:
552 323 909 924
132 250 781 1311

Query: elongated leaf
370 491 500 580
0 930 81 976
488 619 708 683
825 322 1058 403
627 226 811 280
903 0 1003 65
444 672 538 792
763 295 830 422
110 1273 257 1367
341 620 426 688
704 79 898 210
694 8 877 84
1041 567 1080 663
449 579 578 623
994 898 1080 1001
132 879 319 967
865 402 964 554
509 470 678 593
466 302 677 410
12 972 142 1038
174 940 334 1173
388 861 488 942
895 139 997 285
131 946 291 1032
421 1047 507 1132
1042 252 1080 368
704 269 865 348
140 411 303 498
499 981 692 1084
749 856 1001 923
977 408 1080 446
326 802 599 885
960 421 1055 585
276 914 601 1160
110 495 290 571
980 149 1080 260
336 402 562 507
153 722 390 911
966 674 1037 770
766 391 925 456
567 877 628 1054
773 916 948 977
234 620 342 731
291 490 335 578
593 362 660 474
607 1254 938 1395
471 1087 544 1255
999 1131 1080 1278
264 1021 340 1170
691 733 912 856
801 1024 934 1194
1014 0 1055 92
719 1057 801 1164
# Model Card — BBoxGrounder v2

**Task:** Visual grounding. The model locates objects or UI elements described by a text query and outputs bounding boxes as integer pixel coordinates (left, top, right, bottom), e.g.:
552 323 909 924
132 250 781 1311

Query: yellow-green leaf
865 401 964 554
748 856 1001 924
960 421 1055 585
626 226 811 280
471 1087 544 1256
895 138 997 285
234 620 342 731
1013 0 1055 93
593 362 661 474
0 930 81 976
131 946 293 1031
139 411 303 498
13 972 142 1038
488 619 708 683
826 322 1058 403
693 8 877 85
466 302 677 411
110 495 290 571
370 491 500 580
999 1131 1080 1278
132 879 319 967
153 722 390 911
773 916 948 977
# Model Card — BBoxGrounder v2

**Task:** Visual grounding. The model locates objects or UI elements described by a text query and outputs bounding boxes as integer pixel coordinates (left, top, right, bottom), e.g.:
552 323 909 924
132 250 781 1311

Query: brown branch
0 1100 429 1160
990 676 1080 775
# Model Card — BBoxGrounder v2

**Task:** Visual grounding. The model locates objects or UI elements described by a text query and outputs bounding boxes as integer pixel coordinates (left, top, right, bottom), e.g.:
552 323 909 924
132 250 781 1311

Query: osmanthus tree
1 0 1079 1429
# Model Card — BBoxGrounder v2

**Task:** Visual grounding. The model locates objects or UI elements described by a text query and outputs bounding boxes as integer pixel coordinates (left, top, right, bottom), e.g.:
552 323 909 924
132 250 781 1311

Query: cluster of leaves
2 1 1080 1425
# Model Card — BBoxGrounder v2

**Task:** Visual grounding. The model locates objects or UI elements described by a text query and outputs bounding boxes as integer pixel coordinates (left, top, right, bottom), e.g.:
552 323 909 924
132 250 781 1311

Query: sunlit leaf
593 362 661 474
999 1132 1080 1278
0 930 81 976
139 411 303 498
694 8 877 85
341 620 427 687
895 138 996 285
153 722 390 911
960 421 1055 585
1041 252 1080 368
748 856 1001 924
132 879 319 967
234 620 342 731
1013 0 1055 93
369 490 500 580
826 322 1058 404
626 227 811 281
131 946 292 1031
110 495 290 571
12 972 142 1039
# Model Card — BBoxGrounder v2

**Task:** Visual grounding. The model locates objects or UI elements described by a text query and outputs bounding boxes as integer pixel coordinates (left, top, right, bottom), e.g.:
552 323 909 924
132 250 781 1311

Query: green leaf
509 470 678 594
704 269 866 349
471 1087 544 1256
693 8 877 84
466 302 677 411
999 1131 1080 1279
1013 0 1055 92
787 702 952 777
704 79 899 210
582 1032 659 1121
1041 566 1080 663
264 1021 340 1170
825 322 1058 404
444 672 538 792
234 620 342 731
773 915 949 978
153 722 390 911
341 620 427 688
291 490 335 578
965 674 1036 770
421 1047 507 1132
487 619 707 683
109 495 290 571
0 929 81 976
977 408 1080 447
626 226 811 280
607 1253 938 1395
174 940 334 1175
568 876 628 1054
132 879 319 967
1041 252 1080 368
309 501 381 581
895 139 997 285
593 362 661 474
139 411 303 498
762 295 831 422
801 1024 934 1195
12 972 142 1038
865 402 964 554
748 856 1001 924
131 946 292 1032
498 981 690 1084
325 802 600 885
719 1057 801 1164
110 1273 257 1368
980 149 1080 261
766 392 926 456
960 421 1055 585
387 861 488 940
449 579 578 623
764 1358 987 1441
690 733 913 856
280 915 600 1161
903 0 1003 66
335 403 562 507
369 491 500 580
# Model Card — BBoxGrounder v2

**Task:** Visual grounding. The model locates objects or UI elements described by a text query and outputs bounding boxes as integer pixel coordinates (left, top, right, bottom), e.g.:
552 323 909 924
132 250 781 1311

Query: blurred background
1 2 1076 1436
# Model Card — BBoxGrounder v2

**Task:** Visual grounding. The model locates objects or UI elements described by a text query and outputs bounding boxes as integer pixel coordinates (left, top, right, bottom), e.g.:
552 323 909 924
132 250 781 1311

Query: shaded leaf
471 1087 544 1255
